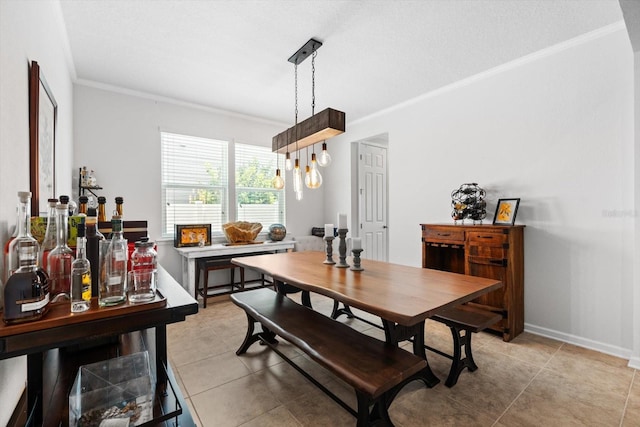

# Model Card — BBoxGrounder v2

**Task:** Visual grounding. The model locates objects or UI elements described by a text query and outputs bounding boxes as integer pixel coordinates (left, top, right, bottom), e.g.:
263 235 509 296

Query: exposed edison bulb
272 169 285 190
317 142 332 167
304 165 311 188
285 152 293 171
295 190 304 201
306 154 323 189
293 159 303 193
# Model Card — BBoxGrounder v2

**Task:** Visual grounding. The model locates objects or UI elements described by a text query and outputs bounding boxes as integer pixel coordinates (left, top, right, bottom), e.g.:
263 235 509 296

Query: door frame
351 133 389 261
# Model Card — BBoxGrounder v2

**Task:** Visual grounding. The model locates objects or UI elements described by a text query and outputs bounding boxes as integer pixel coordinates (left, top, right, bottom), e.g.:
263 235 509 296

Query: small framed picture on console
493 198 520 225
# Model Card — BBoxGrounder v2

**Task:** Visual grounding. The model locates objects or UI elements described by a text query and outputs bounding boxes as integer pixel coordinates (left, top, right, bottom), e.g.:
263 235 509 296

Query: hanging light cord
311 48 316 155
295 62 299 156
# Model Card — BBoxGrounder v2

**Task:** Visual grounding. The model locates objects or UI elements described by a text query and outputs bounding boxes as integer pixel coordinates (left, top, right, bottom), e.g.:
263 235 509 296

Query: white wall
0 0 75 424
73 84 325 281
323 24 635 357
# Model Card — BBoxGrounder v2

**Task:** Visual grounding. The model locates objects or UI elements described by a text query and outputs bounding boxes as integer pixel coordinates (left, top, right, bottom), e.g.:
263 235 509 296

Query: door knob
382 225 388 229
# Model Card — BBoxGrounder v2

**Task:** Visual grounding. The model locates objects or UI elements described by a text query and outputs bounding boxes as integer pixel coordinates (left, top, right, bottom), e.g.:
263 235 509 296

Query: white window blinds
161 132 285 238
161 132 229 236
235 143 285 230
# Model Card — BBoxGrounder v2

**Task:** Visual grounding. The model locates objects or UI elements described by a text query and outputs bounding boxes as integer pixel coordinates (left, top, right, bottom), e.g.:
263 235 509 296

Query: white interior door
358 142 388 261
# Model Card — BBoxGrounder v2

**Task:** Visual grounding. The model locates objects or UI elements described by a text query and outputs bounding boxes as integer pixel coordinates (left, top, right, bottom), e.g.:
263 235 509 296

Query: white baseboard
525 323 634 363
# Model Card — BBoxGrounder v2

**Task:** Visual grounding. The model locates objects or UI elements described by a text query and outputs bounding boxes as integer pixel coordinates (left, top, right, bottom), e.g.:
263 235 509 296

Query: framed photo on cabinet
493 198 520 225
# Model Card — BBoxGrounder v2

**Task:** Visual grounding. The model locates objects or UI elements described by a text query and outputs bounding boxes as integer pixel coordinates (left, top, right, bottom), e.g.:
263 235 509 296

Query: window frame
160 132 285 239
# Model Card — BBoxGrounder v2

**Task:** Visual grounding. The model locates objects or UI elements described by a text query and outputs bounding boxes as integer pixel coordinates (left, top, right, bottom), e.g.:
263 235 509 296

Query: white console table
174 240 294 296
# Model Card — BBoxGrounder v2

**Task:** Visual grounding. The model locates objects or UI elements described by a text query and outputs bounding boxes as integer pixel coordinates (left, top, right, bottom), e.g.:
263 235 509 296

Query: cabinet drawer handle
438 233 450 237
479 235 494 239
489 259 507 266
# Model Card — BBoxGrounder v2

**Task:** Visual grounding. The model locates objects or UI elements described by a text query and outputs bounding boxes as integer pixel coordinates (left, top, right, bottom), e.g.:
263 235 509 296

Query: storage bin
69 351 155 426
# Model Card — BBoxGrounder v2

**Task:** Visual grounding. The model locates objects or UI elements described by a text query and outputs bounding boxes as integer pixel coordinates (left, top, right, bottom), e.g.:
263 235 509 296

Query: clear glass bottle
38 198 58 272
100 215 127 306
71 221 91 313
85 208 104 299
129 238 157 303
3 191 50 324
47 203 74 302
3 205 18 283
7 192 40 278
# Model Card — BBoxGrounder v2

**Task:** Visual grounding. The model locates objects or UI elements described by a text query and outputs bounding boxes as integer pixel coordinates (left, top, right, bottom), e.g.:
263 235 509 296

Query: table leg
274 280 312 308
381 319 440 387
181 257 196 297
27 352 43 425
156 324 168 384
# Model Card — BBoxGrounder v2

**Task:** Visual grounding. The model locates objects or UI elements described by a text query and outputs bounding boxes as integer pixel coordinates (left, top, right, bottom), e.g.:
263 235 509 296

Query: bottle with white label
71 221 91 312
3 191 50 324
99 214 127 307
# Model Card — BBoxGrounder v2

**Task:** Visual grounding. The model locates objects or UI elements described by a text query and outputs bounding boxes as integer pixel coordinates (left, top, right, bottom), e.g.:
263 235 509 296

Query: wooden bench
231 288 428 426
429 305 502 387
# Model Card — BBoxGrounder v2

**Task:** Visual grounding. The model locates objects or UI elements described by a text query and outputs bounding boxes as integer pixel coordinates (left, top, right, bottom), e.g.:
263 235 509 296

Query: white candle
337 213 347 229
351 237 362 250
324 224 334 238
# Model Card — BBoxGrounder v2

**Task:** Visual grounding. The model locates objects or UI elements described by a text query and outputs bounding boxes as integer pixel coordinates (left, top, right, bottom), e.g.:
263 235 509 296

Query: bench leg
236 313 278 355
356 392 394 427
444 326 477 387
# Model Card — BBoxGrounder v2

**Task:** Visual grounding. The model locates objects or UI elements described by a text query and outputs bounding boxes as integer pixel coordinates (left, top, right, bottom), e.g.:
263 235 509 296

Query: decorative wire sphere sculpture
451 183 486 224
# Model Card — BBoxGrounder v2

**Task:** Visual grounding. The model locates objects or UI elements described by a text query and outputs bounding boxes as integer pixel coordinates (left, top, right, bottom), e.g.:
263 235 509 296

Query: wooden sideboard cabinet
421 223 525 341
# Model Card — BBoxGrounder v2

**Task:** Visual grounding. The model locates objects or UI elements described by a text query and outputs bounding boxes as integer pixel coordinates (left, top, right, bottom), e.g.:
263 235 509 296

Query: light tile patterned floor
168 292 640 427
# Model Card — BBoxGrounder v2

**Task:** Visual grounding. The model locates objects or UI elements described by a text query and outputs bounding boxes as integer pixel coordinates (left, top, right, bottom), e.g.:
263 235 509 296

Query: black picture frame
493 198 520 225
29 60 57 217
174 224 212 247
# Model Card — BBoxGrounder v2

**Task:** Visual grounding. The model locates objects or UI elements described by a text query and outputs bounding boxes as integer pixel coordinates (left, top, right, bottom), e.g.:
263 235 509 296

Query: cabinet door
466 231 509 315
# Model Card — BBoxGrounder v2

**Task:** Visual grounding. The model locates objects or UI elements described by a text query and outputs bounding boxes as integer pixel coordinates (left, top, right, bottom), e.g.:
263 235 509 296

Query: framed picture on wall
493 198 520 225
29 60 57 217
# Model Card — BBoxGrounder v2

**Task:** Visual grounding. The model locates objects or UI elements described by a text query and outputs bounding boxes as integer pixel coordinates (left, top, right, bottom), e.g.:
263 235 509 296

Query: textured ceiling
58 0 623 124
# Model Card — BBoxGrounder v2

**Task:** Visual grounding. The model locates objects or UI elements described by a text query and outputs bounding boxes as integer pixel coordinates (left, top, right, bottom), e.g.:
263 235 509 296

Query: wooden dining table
232 251 502 386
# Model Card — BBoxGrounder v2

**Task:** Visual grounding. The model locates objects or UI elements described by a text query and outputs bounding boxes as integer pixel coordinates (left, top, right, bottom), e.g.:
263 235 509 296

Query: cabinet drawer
467 231 508 246
468 244 506 259
422 227 465 244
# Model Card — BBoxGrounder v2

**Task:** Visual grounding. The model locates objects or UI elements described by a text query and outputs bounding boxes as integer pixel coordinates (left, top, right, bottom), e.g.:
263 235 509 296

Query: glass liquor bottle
47 203 74 301
38 198 58 272
71 221 91 312
3 205 18 283
97 196 107 222
115 197 124 218
78 195 88 215
85 208 104 298
3 191 50 324
100 215 127 306
7 192 40 277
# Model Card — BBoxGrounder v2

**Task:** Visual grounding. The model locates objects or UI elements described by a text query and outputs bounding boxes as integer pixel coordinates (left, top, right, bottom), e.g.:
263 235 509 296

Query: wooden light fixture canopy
272 38 345 153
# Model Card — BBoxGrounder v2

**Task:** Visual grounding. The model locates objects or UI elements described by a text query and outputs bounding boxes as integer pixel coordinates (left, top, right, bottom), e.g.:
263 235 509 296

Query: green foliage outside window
189 158 276 205
237 159 277 205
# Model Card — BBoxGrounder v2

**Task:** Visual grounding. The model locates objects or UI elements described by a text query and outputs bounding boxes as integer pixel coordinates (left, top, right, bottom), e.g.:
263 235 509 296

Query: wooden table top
232 251 502 326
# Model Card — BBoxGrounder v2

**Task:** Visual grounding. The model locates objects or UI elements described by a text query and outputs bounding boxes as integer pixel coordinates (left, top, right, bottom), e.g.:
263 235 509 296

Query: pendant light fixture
272 38 345 198
305 48 322 189
317 141 332 167
272 137 285 190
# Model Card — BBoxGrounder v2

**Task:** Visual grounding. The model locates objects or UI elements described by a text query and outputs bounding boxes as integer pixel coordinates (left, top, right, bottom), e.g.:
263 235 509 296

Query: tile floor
167 292 640 426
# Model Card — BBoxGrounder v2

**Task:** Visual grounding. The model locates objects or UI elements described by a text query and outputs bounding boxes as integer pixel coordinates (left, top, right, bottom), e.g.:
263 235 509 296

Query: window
161 132 284 238
235 143 285 230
